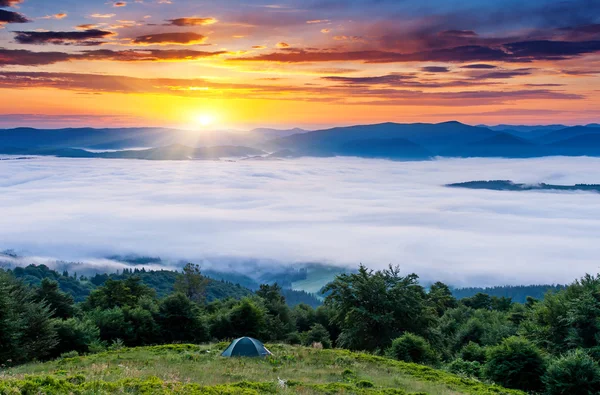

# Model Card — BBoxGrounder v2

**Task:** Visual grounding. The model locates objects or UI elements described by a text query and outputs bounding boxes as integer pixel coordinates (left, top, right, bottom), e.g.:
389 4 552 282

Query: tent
221 337 272 357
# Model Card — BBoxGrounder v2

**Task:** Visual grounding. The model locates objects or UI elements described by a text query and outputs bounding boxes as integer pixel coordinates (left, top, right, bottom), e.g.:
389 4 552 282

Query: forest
1 263 600 394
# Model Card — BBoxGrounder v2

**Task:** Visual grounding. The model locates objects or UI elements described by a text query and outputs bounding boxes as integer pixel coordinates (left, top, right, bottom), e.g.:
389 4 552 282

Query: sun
194 114 216 128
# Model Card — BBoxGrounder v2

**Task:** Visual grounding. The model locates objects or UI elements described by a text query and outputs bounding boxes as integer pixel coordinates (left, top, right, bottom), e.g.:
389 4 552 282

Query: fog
1 155 600 287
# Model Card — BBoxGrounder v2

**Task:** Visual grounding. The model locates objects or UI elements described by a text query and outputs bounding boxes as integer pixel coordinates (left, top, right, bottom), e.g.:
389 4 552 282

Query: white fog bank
1 155 600 287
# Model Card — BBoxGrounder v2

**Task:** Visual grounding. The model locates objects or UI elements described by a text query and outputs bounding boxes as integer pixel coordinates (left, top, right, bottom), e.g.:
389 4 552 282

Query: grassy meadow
0 344 524 395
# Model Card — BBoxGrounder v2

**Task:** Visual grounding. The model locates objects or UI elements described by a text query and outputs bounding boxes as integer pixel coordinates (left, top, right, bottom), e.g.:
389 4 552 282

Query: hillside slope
0 344 524 395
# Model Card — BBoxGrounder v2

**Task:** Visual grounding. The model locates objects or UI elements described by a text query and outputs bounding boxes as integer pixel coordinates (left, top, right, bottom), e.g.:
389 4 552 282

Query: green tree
228 298 266 339
461 293 492 310
52 318 100 357
387 333 438 365
84 277 155 310
324 265 435 351
292 303 317 332
0 272 57 364
158 292 209 343
174 263 209 304
484 337 546 392
427 282 457 316
544 349 600 395
301 323 332 348
459 341 486 363
256 284 294 340
34 278 75 319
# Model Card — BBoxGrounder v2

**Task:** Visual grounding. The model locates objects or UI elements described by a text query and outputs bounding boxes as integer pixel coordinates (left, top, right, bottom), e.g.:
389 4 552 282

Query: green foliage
387 333 438 365
174 263 210 303
447 358 483 378
84 277 155 310
544 349 600 395
301 323 332 348
459 341 486 363
428 282 458 316
483 336 546 392
462 293 492 310
324 265 436 351
52 317 100 357
228 298 267 339
0 271 58 365
522 274 600 354
34 278 75 319
256 283 295 340
158 292 209 343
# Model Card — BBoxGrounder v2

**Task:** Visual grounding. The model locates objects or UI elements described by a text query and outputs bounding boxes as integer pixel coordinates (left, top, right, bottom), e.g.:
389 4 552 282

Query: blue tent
221 337 272 357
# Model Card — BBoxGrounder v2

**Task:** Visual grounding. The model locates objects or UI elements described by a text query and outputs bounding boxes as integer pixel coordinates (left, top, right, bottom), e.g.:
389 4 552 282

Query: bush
459 341 486 363
483 336 546 392
286 332 302 345
301 324 332 349
387 333 438 365
447 358 483 378
52 318 100 358
544 349 600 395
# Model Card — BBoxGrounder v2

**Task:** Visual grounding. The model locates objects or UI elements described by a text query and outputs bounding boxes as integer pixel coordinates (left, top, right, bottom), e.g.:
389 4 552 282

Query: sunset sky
0 0 599 129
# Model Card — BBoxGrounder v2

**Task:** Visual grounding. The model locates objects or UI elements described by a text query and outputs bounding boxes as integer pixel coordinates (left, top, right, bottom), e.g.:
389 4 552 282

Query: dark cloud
461 64 497 69
0 48 72 66
504 40 600 60
421 66 450 72
321 73 500 89
0 47 229 67
0 9 29 24
14 29 115 46
0 0 23 6
79 49 228 61
231 45 511 63
474 69 533 79
166 17 217 26
132 32 207 45
438 30 477 37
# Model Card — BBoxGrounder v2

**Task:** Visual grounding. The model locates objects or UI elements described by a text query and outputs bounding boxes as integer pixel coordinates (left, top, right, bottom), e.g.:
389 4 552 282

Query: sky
0 0 599 128
1 155 600 287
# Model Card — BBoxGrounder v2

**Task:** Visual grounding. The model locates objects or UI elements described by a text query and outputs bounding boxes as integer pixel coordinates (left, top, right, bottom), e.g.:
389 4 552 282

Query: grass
0 344 525 395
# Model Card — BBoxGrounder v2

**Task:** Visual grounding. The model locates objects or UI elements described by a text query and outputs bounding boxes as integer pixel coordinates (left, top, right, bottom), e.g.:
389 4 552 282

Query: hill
546 133 600 156
441 133 543 158
273 121 497 155
535 125 600 144
0 127 310 150
0 343 524 395
0 144 265 160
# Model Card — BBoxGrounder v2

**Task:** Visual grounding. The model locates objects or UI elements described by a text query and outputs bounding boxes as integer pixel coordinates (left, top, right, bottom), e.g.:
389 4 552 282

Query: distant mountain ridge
2 121 600 160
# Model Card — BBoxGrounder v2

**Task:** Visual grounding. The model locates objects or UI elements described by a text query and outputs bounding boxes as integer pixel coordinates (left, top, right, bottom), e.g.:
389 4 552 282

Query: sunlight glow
194 113 216 127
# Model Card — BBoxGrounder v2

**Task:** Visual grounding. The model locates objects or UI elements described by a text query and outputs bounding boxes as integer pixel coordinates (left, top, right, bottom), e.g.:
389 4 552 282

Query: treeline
452 284 567 303
2 264 600 394
8 264 321 307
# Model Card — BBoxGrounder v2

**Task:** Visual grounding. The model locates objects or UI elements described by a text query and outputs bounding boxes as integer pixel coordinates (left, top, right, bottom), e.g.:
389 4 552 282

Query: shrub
286 332 302 345
447 358 483 378
544 349 600 395
459 341 486 363
483 336 546 392
387 333 438 365
60 351 79 359
301 324 332 349
52 318 100 357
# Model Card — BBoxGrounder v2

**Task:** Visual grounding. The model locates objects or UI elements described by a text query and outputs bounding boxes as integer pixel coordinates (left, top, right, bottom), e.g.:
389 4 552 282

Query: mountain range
1 121 600 160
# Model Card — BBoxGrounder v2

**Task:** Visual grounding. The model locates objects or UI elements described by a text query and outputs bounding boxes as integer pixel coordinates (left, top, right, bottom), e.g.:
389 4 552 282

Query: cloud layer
1 156 599 287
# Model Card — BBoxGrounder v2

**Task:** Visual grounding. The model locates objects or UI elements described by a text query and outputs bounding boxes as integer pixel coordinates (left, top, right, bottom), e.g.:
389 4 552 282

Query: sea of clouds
1 155 600 287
